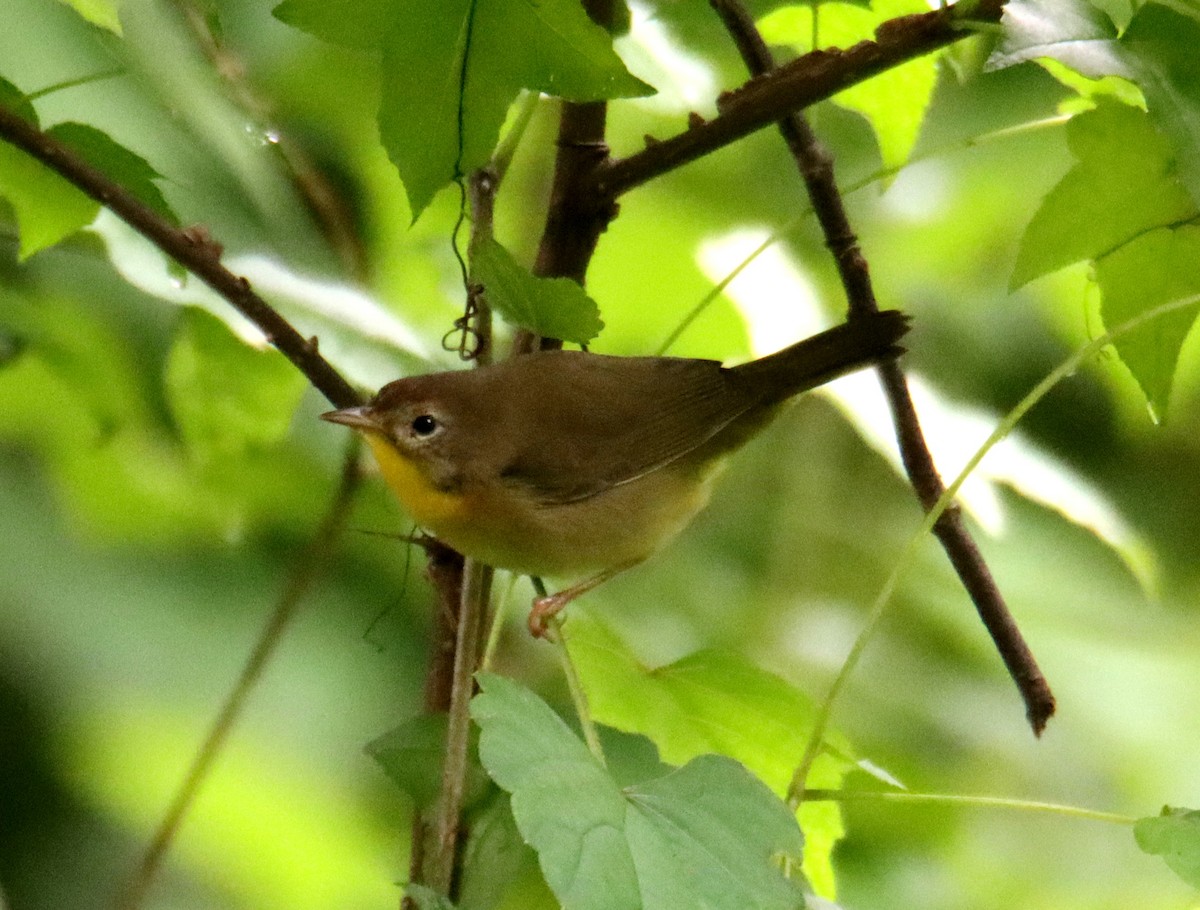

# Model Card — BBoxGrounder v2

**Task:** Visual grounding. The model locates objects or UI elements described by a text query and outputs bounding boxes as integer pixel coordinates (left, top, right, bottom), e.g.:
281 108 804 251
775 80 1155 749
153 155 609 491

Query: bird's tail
730 309 909 403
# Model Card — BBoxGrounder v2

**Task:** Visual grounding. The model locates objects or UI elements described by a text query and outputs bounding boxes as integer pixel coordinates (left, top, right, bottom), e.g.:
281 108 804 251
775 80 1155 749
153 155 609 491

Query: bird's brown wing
494 351 762 504
489 311 908 504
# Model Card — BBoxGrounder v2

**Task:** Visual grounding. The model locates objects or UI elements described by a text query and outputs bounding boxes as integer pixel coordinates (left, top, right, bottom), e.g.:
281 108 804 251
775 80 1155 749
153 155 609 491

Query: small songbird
323 310 908 636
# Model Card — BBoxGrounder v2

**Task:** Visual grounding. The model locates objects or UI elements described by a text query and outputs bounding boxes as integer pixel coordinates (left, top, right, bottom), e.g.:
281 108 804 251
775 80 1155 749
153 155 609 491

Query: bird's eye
411 414 439 437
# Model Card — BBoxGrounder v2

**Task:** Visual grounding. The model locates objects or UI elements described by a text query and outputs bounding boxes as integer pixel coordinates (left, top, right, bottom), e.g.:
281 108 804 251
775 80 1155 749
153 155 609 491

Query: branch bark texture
0 103 361 410
601 0 1005 199
709 0 1054 734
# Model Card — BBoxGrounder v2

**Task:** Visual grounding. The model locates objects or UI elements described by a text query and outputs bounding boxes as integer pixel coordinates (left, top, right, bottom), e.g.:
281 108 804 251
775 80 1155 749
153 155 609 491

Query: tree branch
514 0 624 354
709 0 1054 734
511 97 614 356
409 158 507 904
601 0 1004 200
403 537 464 906
0 102 362 410
532 100 614 288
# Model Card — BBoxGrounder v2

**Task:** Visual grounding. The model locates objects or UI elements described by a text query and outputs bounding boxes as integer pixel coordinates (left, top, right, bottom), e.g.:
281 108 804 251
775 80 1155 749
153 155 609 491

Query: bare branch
709 0 1054 735
602 0 1004 199
0 102 362 410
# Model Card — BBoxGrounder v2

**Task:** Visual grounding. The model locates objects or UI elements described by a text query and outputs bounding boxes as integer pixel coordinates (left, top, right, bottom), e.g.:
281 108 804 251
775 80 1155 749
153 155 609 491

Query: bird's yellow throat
361 432 469 528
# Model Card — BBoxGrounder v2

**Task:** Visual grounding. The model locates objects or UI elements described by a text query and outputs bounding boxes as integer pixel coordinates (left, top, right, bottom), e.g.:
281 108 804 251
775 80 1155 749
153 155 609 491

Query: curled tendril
442 283 486 361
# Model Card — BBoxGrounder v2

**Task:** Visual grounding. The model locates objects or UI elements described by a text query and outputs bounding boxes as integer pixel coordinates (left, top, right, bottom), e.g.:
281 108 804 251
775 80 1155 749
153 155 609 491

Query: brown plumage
323 309 908 635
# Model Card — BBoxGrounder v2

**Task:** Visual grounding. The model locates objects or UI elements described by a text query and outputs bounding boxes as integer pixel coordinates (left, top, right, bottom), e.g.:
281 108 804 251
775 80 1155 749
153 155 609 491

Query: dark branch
532 101 613 288
602 0 1004 200
709 0 1054 735
0 102 362 410
517 0 623 353
404 537 466 904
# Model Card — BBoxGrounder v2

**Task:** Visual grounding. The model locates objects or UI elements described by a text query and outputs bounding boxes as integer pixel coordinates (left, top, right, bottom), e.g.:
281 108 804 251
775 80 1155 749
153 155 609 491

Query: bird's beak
320 406 382 432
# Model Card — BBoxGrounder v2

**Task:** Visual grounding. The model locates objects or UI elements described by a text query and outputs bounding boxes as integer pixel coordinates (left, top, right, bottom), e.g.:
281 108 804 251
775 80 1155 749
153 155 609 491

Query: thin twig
465 167 498 365
428 559 491 898
113 443 362 910
708 0 1053 735
786 292 1200 800
600 0 1005 200
405 537 466 901
800 789 1138 826
411 135 512 905
0 102 362 410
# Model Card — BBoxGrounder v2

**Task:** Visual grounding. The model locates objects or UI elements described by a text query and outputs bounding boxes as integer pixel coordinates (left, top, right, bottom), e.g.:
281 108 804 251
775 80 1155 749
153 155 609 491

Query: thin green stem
530 578 605 765
801 789 1138 825
552 616 606 765
787 292 1200 808
25 69 126 102
480 573 518 672
658 114 1074 355
491 92 540 185
656 230 776 354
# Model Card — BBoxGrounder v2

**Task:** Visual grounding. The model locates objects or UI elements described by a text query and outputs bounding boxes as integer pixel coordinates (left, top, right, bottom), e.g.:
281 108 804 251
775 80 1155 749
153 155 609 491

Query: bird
322 309 908 636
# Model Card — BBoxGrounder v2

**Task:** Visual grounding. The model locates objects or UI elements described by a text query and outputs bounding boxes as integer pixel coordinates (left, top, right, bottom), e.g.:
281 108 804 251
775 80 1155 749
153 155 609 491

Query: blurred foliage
2 0 1200 908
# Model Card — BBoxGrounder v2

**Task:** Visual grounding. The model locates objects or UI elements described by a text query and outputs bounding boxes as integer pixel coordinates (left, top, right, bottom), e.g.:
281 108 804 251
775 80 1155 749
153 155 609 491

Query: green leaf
366 713 490 811
457 790 531 910
48 122 177 226
472 238 604 345
989 2 1200 207
277 0 655 217
404 884 459 910
987 0 1126 77
1094 226 1200 420
623 755 805 910
1011 101 1196 289
272 0 395 49
759 0 936 170
0 76 37 124
0 80 101 259
1035 58 1145 110
375 0 654 217
471 673 804 910
0 114 178 259
567 615 851 898
56 0 122 34
1120 4 1200 207
0 149 98 259
164 308 308 464
1134 806 1200 890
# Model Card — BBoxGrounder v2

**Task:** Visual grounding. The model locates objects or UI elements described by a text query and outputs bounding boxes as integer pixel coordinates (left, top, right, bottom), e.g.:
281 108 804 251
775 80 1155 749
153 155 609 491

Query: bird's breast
363 433 473 529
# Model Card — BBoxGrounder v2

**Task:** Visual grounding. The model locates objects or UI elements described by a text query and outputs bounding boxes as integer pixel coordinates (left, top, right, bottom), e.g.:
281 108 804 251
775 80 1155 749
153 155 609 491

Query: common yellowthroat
323 310 908 636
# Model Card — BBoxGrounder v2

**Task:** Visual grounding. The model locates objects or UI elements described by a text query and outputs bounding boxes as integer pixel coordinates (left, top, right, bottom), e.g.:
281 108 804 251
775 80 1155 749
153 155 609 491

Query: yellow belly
364 432 723 579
